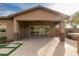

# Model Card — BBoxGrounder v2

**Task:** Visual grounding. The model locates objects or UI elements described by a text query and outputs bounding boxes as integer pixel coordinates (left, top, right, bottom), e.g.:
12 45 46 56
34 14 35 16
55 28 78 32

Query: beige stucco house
0 6 69 41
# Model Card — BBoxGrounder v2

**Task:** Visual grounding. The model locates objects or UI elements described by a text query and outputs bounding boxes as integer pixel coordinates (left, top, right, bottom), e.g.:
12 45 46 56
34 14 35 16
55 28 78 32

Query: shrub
0 36 7 44
0 29 6 32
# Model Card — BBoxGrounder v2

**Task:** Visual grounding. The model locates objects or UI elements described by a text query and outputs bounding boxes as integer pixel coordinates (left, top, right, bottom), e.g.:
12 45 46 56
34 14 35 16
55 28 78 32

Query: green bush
0 36 7 44
0 29 6 32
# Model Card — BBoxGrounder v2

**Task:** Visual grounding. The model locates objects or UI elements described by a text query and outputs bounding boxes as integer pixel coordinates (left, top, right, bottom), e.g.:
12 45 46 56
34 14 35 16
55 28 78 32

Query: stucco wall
14 8 65 21
0 19 14 40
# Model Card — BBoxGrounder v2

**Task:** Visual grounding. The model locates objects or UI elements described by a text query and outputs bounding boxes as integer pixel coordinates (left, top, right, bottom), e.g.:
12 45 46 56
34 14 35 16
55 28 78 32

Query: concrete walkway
10 37 78 56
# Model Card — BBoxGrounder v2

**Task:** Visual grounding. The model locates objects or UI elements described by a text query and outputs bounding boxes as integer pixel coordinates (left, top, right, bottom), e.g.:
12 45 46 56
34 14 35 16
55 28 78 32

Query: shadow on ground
53 41 65 56
65 38 77 48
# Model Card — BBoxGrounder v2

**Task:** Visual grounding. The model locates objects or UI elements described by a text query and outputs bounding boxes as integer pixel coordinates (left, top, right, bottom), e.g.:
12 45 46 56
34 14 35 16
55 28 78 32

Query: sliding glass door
30 25 49 37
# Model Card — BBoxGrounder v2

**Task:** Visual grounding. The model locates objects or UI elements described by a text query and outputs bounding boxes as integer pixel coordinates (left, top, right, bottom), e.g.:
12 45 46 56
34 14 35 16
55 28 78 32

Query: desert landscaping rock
0 48 14 54
0 44 7 45
6 44 19 47
12 41 23 44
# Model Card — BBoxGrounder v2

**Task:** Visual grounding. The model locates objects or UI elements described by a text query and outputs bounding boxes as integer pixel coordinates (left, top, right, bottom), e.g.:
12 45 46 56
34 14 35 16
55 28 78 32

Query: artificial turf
0 43 22 56
0 44 7 48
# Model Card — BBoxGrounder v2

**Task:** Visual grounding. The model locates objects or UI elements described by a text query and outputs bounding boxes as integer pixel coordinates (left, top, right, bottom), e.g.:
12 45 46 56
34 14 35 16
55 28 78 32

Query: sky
0 3 79 16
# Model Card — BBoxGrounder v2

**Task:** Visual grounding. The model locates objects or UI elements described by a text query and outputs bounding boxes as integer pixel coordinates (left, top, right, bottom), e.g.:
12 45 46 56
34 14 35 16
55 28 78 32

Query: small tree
70 11 79 29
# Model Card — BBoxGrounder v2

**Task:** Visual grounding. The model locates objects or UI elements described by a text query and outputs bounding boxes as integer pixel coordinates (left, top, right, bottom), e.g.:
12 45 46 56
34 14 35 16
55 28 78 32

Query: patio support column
60 21 65 41
13 20 19 40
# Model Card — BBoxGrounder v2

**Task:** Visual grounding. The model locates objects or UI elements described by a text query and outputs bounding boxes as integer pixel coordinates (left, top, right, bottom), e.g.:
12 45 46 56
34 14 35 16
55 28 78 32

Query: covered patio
14 20 65 41
11 6 68 41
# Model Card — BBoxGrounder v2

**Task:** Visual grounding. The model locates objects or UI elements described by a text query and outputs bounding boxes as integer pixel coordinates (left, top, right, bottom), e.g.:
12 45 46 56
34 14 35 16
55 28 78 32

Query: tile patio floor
10 37 78 56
